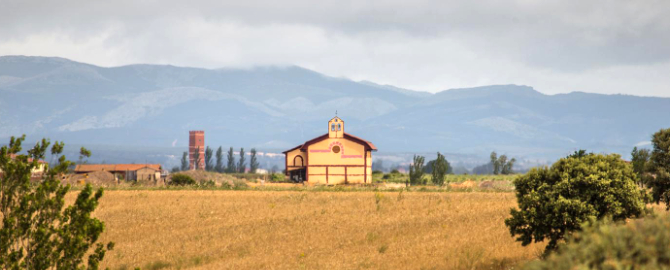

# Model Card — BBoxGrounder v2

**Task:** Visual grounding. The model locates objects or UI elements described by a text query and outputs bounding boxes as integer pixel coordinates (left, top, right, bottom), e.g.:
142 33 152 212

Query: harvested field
83 190 544 270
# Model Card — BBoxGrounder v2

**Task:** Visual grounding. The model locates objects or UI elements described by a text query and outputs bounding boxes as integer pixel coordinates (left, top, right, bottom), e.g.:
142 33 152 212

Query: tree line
173 146 260 174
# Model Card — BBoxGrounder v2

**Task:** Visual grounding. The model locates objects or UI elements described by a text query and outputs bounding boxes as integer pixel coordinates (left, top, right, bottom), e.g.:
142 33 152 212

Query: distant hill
1 55 669 168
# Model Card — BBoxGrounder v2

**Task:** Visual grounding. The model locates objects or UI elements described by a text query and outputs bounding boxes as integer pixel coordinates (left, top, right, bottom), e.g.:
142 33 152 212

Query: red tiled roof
282 144 304 154
74 164 161 173
344 133 377 151
8 153 47 164
287 132 377 153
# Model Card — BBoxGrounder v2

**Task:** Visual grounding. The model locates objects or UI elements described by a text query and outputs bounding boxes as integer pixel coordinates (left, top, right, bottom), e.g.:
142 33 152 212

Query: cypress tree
249 148 259 173
226 147 236 173
215 146 224 173
237 148 246 173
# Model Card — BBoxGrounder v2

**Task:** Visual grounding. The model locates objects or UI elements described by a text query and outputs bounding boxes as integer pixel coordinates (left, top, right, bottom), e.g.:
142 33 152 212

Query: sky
1 0 670 97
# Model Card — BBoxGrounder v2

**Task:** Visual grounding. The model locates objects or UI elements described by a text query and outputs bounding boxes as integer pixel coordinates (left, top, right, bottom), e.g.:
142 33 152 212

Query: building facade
189 130 205 170
74 164 162 182
283 117 376 184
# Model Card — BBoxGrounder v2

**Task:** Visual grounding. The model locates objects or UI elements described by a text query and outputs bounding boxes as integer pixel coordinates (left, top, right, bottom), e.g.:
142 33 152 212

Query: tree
488 151 517 175
237 148 246 173
631 146 651 176
192 146 202 170
180 151 188 171
78 146 91 164
490 151 500 175
645 128 670 209
170 166 180 173
1 135 113 269
215 146 224 173
409 155 426 186
505 153 646 253
501 156 516 175
226 147 236 173
249 148 259 173
431 152 449 186
204 146 214 171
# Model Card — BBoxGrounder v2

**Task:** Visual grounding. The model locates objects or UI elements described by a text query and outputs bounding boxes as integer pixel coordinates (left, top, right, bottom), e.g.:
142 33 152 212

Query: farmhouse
74 164 162 182
0 154 48 177
283 116 377 184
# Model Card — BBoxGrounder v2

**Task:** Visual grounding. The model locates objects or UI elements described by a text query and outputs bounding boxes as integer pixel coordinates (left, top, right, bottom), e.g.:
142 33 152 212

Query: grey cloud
1 0 670 96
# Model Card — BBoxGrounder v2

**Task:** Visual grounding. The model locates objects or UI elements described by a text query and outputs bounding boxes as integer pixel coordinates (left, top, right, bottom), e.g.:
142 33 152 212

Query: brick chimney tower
189 131 205 170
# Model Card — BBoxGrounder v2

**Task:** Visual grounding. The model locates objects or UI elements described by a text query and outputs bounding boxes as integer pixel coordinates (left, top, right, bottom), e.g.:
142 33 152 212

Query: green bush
0 135 113 269
169 174 196 186
524 215 670 269
505 152 646 253
270 173 286 183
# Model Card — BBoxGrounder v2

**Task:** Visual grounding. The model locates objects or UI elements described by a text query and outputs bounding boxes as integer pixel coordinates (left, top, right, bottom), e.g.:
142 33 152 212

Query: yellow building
283 116 377 184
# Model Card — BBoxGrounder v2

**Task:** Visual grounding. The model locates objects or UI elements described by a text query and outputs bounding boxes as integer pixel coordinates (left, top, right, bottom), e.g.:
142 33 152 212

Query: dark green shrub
524 215 670 269
505 153 646 253
409 155 426 186
431 152 449 186
169 174 196 186
270 173 286 183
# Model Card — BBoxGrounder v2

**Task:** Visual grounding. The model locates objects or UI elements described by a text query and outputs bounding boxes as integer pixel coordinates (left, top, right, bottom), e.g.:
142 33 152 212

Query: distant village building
74 164 162 182
189 130 205 170
283 116 377 184
0 154 48 178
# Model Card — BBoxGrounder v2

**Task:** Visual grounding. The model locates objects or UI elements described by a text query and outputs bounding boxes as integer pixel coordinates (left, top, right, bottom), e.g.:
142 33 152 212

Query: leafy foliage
631 146 651 176
226 147 236 173
409 155 426 186
524 215 670 270
237 148 246 173
490 151 516 175
180 152 188 171
169 174 196 186
505 153 646 253
249 148 259 174
645 128 670 209
214 146 224 173
0 135 113 269
204 146 214 172
430 152 449 186
78 147 91 164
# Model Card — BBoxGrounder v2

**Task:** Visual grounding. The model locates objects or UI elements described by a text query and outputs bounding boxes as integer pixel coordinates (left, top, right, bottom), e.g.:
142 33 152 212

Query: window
332 145 341 153
331 124 335 131
337 123 341 131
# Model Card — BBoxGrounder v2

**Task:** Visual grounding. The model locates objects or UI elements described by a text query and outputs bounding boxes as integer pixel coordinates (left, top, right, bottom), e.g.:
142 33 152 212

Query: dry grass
82 190 544 270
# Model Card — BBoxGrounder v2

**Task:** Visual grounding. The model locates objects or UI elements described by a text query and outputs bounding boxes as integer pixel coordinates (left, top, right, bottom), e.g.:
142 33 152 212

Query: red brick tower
189 131 205 170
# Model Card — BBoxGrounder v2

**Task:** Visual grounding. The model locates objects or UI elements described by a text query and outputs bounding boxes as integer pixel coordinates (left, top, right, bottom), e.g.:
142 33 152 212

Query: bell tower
328 116 344 138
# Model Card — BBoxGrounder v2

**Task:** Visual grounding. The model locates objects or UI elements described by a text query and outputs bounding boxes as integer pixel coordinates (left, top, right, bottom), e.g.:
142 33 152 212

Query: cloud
1 0 670 96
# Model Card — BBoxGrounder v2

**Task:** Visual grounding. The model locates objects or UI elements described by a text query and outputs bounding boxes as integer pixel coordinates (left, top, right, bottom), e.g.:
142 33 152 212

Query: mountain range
1 55 668 169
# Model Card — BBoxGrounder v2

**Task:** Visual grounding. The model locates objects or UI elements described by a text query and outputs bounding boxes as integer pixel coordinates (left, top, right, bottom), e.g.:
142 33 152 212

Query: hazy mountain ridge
1 55 669 167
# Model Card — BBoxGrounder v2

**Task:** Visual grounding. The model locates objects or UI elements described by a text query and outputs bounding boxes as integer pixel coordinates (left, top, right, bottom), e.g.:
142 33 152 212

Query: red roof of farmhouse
283 132 377 153
8 153 47 164
74 164 161 173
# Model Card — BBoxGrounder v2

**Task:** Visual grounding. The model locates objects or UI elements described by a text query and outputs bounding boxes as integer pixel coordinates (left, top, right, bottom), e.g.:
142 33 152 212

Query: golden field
84 190 544 270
